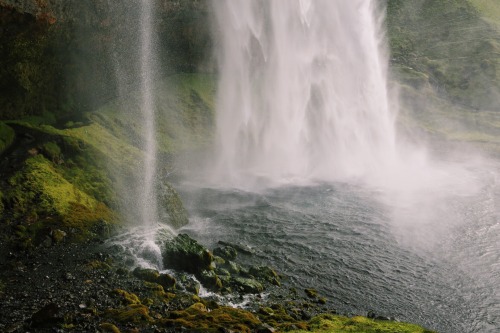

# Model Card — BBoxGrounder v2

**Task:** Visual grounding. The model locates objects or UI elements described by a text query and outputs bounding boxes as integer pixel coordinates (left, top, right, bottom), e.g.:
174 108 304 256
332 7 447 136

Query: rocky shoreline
0 232 433 333
0 233 334 333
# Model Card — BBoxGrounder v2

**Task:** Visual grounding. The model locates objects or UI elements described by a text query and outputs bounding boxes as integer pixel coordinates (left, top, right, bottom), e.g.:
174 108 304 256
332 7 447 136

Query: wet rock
158 273 176 290
133 267 160 283
199 270 223 290
224 260 241 274
305 288 318 298
231 277 263 294
213 246 237 261
249 266 281 286
163 234 214 275
367 310 392 321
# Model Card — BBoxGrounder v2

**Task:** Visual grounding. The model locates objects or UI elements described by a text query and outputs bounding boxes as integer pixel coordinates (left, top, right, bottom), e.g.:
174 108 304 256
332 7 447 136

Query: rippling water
178 166 499 333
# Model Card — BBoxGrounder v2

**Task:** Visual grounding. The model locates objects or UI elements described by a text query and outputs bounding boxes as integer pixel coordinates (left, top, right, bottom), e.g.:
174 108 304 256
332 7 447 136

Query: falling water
107 0 167 270
211 0 398 189
139 0 158 227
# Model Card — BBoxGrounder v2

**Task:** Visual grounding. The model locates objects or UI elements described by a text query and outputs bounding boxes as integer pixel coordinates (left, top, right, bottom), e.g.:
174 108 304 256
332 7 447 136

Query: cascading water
211 0 398 189
178 1 500 332
107 0 171 270
139 0 158 227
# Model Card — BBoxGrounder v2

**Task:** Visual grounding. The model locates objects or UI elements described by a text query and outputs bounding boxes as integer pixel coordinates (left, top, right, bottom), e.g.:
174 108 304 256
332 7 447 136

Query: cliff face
387 0 500 112
0 0 212 120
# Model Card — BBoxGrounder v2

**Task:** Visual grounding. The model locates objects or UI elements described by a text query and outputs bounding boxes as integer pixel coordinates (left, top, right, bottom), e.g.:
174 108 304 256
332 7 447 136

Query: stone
199 270 223 290
158 273 176 290
132 267 160 283
231 277 263 294
249 266 281 286
163 234 214 275
213 246 237 261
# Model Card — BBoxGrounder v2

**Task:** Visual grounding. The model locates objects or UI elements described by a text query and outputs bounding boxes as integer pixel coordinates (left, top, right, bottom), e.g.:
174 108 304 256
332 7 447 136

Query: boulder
163 234 214 275
231 277 263 294
213 246 237 260
249 265 281 286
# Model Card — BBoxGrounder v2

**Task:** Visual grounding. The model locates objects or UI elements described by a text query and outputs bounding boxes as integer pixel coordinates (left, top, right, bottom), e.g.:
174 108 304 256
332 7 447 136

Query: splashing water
206 0 489 250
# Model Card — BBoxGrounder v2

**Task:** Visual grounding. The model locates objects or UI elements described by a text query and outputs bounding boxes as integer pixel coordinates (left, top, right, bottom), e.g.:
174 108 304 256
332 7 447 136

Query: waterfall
139 0 158 227
211 0 398 189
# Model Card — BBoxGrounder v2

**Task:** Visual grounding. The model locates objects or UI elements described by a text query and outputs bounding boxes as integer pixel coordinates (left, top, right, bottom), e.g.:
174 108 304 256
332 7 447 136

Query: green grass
470 0 500 26
288 314 434 333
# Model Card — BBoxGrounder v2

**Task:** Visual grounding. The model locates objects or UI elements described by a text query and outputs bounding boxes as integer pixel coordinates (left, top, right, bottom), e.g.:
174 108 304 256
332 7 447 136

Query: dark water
178 177 499 333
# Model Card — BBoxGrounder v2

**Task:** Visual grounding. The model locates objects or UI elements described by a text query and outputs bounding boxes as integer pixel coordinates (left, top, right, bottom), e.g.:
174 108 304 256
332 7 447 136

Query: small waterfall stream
139 0 158 227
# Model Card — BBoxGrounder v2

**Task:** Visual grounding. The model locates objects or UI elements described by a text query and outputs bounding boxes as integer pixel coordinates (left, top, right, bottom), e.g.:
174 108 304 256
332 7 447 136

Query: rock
163 234 214 275
367 310 391 321
231 277 263 294
213 246 237 260
256 323 276 333
51 229 66 243
304 288 318 298
224 261 241 274
158 273 176 290
249 266 281 286
199 270 223 290
132 267 160 283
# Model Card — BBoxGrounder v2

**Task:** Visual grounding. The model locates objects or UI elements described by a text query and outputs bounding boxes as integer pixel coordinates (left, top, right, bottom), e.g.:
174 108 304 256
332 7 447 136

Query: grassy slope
0 73 215 245
289 314 434 333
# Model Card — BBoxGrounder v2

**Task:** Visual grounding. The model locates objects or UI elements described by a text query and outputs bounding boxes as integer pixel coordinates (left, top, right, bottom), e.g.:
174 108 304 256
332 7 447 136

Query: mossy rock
213 245 237 261
163 233 214 275
133 267 160 283
249 265 281 286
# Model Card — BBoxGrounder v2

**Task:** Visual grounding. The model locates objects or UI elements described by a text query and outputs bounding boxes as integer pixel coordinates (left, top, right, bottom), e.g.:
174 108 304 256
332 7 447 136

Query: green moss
39 141 64 165
99 322 121 333
106 304 152 323
112 289 142 305
288 314 434 333
7 155 97 216
85 260 112 271
161 305 260 332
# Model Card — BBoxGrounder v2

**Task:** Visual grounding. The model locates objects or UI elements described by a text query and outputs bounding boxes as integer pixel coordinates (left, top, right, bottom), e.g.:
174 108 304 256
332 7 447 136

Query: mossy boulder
230 277 264 294
213 245 237 261
249 265 281 286
162 233 214 275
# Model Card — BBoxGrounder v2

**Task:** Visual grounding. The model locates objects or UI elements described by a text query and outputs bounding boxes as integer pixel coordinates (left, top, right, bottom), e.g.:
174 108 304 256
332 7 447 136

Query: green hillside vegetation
387 0 500 153
0 73 214 247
